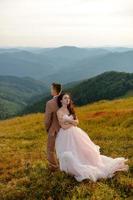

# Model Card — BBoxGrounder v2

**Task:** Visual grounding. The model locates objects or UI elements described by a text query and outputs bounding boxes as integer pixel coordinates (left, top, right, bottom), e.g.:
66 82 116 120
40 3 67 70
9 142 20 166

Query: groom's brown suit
45 96 61 169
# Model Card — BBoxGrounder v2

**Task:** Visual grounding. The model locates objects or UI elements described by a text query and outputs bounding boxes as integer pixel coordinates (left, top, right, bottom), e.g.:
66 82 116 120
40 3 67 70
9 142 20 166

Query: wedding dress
55 114 129 182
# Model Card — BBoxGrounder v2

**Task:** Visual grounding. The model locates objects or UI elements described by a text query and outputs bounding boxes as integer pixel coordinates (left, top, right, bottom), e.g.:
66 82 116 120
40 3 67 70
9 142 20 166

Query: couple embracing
44 83 129 182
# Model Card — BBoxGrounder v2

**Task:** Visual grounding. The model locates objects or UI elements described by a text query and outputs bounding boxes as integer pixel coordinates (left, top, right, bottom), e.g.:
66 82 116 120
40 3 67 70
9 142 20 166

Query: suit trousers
47 132 59 167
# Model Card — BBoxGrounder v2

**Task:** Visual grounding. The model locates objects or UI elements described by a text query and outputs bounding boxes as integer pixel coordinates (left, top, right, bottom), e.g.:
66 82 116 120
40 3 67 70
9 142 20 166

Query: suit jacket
44 96 61 136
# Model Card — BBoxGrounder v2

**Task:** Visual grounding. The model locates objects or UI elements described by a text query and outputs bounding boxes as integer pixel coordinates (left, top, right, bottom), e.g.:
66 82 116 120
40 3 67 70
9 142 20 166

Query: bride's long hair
57 92 77 119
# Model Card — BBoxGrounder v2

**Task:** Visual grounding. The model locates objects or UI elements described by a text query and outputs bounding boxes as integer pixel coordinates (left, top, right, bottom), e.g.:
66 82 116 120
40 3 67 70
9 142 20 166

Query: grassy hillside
0 97 133 200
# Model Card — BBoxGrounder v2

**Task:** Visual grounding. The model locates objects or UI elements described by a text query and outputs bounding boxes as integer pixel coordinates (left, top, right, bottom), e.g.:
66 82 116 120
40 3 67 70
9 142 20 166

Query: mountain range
0 46 133 119
0 46 133 85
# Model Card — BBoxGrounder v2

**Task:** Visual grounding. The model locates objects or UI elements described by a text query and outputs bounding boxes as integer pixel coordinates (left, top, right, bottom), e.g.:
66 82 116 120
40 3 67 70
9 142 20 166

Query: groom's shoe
48 162 59 172
47 150 59 172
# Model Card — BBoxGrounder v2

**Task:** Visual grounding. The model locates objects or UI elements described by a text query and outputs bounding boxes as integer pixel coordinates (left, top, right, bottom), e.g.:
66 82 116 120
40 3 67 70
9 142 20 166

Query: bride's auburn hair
57 92 77 119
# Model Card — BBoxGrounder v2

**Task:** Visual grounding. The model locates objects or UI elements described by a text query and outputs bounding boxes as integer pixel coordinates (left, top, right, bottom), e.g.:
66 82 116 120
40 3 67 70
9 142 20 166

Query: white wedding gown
55 114 129 182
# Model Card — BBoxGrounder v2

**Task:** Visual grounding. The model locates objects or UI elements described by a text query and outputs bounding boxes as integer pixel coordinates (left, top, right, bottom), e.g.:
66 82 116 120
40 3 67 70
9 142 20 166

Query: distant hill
44 50 133 84
0 76 48 119
69 71 133 105
42 46 108 60
22 71 133 115
0 46 92 79
0 50 57 79
0 46 133 84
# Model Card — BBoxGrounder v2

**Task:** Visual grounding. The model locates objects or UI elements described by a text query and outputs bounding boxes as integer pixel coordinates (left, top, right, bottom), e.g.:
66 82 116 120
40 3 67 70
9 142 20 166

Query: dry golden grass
0 97 133 200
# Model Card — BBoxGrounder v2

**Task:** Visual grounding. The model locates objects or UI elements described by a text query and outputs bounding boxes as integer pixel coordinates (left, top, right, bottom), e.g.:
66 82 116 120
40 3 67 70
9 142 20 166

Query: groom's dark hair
52 82 62 94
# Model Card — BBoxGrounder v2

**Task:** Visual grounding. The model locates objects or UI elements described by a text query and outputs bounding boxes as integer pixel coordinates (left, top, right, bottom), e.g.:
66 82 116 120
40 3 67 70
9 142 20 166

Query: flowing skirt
55 126 129 182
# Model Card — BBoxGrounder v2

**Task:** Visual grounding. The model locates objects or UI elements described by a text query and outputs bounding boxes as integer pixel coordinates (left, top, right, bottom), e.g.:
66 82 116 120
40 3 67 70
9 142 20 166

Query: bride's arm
57 111 73 129
66 116 79 126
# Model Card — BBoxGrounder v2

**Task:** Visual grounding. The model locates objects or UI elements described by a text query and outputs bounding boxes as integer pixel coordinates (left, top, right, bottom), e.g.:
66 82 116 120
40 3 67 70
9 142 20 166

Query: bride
55 92 129 182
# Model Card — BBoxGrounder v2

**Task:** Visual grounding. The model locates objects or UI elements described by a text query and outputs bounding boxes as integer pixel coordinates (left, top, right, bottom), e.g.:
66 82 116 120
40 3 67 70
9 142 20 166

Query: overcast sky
0 0 133 47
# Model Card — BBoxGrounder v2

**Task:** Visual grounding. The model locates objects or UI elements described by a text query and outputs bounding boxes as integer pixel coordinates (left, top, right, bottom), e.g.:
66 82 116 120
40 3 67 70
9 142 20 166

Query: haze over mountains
0 46 133 119
0 46 133 85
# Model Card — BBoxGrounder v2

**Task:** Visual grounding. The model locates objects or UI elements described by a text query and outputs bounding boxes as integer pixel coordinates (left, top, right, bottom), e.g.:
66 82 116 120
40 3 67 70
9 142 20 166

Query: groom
44 82 62 171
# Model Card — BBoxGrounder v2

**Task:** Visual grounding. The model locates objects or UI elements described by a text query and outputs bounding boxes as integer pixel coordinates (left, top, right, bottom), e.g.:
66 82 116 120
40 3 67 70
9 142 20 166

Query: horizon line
0 45 133 49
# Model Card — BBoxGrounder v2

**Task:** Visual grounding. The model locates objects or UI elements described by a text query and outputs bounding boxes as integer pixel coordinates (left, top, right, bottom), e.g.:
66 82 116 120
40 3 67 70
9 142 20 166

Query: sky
0 0 133 47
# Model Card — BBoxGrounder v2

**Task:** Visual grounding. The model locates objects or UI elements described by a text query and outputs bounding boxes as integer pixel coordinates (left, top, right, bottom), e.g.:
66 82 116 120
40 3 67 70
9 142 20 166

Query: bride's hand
63 115 79 126
73 119 79 126
69 119 79 126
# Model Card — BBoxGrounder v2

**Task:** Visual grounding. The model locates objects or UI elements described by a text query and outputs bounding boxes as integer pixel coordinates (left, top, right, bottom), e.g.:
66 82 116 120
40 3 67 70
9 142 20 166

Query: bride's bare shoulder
57 108 64 115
